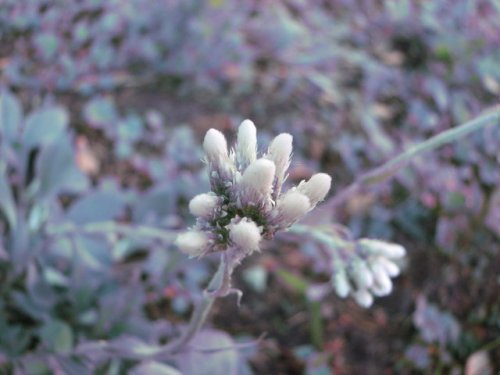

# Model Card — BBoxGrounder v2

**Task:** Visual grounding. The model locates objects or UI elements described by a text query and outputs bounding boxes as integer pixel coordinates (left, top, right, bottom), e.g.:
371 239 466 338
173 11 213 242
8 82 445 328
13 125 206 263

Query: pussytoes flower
175 119 332 295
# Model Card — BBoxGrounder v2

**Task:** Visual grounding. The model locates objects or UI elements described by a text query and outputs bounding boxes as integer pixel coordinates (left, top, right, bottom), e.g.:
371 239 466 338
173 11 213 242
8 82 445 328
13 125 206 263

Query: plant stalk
325 107 500 209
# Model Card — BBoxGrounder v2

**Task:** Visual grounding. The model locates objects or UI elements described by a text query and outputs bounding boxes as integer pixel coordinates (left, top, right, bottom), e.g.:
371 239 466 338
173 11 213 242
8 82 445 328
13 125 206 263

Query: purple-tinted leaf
109 336 162 358
130 361 182 375
405 344 430 370
66 190 127 225
176 329 240 375
413 295 461 346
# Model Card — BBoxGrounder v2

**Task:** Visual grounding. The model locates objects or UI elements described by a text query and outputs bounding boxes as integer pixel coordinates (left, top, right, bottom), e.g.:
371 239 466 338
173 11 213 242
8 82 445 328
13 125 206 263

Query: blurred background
0 0 499 374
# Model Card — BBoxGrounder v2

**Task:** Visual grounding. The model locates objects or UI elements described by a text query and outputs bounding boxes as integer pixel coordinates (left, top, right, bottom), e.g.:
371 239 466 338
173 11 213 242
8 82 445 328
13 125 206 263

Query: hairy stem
325 107 500 209
46 221 177 243
157 258 225 357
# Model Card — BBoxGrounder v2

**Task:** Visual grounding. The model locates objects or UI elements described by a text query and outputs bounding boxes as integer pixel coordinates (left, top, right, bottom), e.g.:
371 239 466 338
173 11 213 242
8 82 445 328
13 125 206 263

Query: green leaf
23 106 68 149
0 162 17 229
0 89 22 142
39 320 73 353
276 268 308 294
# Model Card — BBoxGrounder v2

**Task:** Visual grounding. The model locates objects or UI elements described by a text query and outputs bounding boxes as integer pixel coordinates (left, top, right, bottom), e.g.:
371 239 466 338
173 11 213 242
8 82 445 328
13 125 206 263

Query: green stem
325 107 500 209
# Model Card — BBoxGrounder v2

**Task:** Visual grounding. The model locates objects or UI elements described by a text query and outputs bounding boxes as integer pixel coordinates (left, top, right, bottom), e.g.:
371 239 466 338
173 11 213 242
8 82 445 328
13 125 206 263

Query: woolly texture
277 191 311 225
236 119 257 169
266 133 292 194
229 219 261 253
297 173 332 206
189 193 219 218
203 128 228 161
241 158 276 198
175 231 208 257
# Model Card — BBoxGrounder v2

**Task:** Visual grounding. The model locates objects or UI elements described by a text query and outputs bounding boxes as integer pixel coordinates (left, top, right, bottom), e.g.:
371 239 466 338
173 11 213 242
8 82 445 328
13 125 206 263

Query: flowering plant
176 120 332 297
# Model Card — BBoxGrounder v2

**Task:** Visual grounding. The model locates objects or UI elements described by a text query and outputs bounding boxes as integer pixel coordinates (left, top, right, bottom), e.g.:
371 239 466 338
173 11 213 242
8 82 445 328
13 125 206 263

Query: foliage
0 0 499 373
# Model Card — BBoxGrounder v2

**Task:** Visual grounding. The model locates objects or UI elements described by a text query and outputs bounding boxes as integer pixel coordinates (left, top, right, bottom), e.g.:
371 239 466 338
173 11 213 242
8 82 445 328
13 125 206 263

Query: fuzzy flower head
331 238 406 307
176 119 332 259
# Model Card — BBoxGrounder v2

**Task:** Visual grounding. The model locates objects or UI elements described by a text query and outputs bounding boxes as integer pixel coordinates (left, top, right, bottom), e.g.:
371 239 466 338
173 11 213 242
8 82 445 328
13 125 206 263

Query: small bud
203 128 228 161
376 257 400 277
297 173 331 206
236 119 257 169
229 218 261 253
352 289 374 308
189 193 219 218
277 191 311 225
351 259 374 290
241 159 276 198
333 269 350 298
359 239 406 259
175 231 208 257
369 262 393 296
266 133 293 190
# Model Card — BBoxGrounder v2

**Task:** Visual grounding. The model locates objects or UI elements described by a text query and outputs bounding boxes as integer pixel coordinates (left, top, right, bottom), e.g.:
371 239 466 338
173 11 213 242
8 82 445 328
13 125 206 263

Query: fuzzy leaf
66 190 126 225
0 162 17 229
0 89 22 142
39 320 73 353
23 106 68 149
130 362 182 375
176 329 240 375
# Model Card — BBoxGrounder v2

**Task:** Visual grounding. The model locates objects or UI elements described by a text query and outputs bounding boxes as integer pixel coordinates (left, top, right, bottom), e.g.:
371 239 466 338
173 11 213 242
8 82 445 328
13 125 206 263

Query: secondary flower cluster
175 119 332 259
332 238 406 307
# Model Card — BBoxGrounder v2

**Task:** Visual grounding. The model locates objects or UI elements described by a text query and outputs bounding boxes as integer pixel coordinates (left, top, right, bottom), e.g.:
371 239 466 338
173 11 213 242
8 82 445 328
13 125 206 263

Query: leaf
130 362 182 375
43 267 69 287
66 190 126 225
0 162 17 229
276 268 308 294
242 265 267 293
176 329 239 375
0 89 22 143
83 96 118 128
110 337 162 358
34 32 59 60
23 106 68 149
35 136 88 198
39 320 73 354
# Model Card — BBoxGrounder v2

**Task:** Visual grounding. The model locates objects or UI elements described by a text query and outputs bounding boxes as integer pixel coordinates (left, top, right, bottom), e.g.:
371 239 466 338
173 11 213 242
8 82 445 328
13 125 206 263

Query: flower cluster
332 239 406 307
175 120 331 262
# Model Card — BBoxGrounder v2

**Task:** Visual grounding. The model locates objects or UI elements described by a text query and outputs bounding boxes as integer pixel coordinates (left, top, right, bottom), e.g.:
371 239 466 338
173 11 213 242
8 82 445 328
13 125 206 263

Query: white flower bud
277 191 311 225
241 159 276 198
333 269 350 298
229 218 261 253
203 128 228 161
351 259 374 290
236 119 257 169
376 257 400 277
297 173 331 206
175 231 208 257
266 133 293 190
359 239 406 259
352 289 374 308
189 193 219 218
369 262 393 296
